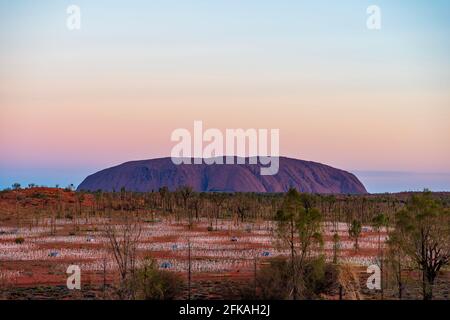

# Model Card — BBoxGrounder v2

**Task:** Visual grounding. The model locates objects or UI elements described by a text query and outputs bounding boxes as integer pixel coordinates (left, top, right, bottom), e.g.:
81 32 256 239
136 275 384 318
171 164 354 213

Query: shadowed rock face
77 157 367 194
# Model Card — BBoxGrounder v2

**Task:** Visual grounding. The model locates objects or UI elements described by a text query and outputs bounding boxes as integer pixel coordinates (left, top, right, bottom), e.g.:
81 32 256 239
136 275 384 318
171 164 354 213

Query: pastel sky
0 0 449 193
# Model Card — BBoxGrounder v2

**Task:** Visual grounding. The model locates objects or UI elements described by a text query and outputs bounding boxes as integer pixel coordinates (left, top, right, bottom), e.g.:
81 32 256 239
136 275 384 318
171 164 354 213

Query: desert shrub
127 258 184 300
255 257 292 299
302 257 338 298
14 237 25 244
207 226 214 232
253 256 337 300
31 192 47 199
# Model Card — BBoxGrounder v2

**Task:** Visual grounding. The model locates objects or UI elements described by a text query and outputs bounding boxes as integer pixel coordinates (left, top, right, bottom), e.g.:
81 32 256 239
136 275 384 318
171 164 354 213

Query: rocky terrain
77 157 367 194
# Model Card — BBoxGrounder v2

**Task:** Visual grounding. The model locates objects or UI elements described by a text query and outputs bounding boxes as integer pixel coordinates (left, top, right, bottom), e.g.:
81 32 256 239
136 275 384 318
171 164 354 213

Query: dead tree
105 216 142 298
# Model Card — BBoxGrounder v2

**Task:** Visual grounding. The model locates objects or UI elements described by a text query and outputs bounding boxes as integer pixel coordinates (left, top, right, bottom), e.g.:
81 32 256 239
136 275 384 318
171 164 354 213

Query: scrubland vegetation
0 186 449 300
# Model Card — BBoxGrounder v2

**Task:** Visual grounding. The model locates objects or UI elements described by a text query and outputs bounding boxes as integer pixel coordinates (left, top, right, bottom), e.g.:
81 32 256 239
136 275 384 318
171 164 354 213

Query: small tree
236 194 251 224
372 213 388 253
12 183 21 190
392 191 450 300
212 193 226 230
348 219 362 251
159 187 168 212
178 186 193 227
105 216 142 298
386 234 406 300
332 233 340 264
129 258 183 300
371 213 388 299
276 189 323 299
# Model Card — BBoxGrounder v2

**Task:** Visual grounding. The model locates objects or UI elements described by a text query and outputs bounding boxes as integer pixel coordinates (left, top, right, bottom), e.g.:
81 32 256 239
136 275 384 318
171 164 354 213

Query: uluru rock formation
77 157 367 194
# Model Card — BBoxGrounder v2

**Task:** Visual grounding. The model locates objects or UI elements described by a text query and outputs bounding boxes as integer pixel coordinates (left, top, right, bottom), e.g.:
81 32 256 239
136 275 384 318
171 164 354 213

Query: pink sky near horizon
1 89 449 173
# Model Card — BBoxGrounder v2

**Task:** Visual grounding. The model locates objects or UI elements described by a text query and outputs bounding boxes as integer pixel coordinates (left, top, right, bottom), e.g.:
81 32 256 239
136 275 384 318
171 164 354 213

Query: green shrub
128 258 184 300
251 256 337 300
31 192 47 199
14 237 25 244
